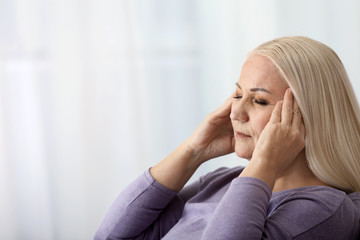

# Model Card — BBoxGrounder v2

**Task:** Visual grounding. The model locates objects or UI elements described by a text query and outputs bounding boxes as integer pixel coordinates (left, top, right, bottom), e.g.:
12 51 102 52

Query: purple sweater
95 167 360 239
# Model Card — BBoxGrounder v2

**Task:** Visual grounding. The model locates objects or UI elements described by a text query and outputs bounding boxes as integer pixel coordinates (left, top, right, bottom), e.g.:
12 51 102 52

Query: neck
272 150 328 192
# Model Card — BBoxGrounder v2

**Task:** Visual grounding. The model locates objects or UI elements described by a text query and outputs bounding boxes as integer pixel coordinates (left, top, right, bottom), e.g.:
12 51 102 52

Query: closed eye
253 98 268 105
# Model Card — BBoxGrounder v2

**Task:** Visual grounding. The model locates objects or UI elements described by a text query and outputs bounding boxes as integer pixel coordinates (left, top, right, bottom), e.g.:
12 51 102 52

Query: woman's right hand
185 95 235 163
150 95 235 192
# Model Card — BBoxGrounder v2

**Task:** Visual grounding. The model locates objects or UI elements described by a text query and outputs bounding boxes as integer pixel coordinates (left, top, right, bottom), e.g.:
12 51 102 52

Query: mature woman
95 36 360 239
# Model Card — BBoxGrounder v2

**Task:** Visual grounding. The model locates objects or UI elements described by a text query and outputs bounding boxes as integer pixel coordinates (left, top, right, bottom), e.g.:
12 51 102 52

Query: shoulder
268 186 359 239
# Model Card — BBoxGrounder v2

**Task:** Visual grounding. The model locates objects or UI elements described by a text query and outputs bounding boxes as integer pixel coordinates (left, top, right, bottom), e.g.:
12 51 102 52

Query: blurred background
0 0 359 239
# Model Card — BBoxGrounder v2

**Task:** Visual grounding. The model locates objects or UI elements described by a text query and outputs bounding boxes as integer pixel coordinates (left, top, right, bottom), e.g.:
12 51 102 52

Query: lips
235 131 251 139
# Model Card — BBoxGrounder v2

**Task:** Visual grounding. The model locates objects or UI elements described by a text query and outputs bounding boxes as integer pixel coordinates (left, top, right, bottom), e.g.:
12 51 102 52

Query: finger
294 99 306 140
269 100 283 123
290 97 306 144
281 88 293 125
214 94 233 117
292 98 302 129
224 93 235 106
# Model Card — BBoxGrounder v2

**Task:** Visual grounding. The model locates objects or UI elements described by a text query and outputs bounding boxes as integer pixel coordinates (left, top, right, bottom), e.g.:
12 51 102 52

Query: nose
230 99 249 123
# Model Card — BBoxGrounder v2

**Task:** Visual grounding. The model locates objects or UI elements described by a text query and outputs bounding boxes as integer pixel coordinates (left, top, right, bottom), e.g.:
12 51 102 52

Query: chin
234 139 254 160
234 146 252 160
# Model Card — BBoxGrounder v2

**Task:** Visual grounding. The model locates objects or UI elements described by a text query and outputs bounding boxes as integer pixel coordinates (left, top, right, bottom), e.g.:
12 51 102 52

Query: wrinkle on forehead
246 54 280 75
241 54 287 88
238 54 288 98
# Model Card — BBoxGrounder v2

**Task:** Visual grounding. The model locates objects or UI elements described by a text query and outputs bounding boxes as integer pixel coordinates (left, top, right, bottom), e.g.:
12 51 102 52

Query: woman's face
230 54 288 159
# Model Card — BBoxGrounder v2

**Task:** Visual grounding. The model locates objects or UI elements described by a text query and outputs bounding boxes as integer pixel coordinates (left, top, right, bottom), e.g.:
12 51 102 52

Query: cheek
252 110 273 138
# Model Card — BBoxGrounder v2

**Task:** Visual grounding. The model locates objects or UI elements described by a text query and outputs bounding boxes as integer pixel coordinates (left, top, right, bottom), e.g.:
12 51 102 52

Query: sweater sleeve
94 170 184 240
202 176 358 240
201 177 274 240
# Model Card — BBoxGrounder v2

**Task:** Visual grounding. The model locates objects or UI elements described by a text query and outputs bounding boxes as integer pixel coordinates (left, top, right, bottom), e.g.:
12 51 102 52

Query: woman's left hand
240 88 305 188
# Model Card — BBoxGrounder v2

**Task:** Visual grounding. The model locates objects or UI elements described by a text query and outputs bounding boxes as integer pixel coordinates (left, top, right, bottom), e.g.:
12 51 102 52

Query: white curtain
1 0 359 239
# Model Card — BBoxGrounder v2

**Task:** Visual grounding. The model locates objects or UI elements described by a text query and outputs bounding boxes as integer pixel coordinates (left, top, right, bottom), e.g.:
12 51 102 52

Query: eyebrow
235 82 272 94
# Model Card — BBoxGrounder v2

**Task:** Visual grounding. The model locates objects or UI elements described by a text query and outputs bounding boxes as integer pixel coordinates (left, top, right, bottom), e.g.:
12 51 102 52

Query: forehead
238 54 287 92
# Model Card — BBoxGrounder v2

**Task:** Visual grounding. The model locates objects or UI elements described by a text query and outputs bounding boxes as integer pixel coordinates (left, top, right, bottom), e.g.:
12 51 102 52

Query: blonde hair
252 36 360 193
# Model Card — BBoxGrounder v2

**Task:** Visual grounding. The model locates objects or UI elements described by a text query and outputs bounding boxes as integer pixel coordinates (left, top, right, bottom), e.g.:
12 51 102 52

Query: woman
95 36 360 239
